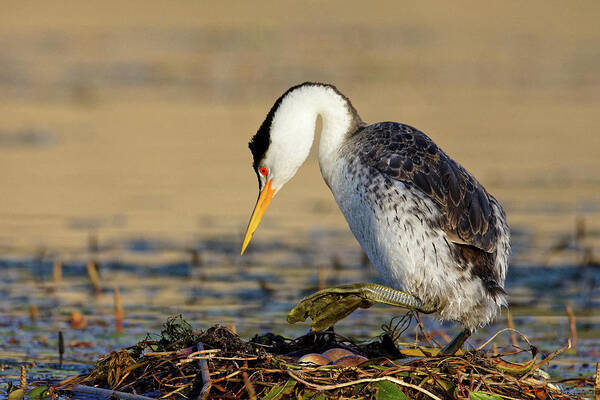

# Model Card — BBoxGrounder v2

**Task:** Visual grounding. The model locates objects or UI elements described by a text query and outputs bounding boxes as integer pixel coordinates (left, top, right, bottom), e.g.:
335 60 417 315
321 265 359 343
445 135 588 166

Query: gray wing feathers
355 122 499 253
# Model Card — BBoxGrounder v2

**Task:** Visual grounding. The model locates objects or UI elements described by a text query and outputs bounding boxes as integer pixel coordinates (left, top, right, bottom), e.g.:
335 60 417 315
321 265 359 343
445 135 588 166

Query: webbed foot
287 282 437 331
287 283 376 331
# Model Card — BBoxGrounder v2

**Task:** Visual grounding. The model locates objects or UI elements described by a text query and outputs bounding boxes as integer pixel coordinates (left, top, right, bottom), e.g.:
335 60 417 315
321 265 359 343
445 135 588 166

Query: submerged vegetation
36 315 591 400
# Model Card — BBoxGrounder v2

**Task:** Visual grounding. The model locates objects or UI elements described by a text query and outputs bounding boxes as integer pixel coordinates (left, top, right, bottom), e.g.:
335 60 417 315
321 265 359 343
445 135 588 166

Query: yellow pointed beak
240 179 275 255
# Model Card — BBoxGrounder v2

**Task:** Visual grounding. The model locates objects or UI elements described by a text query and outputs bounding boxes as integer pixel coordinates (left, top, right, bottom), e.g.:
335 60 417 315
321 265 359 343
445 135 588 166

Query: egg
322 347 354 362
297 353 332 366
333 354 368 367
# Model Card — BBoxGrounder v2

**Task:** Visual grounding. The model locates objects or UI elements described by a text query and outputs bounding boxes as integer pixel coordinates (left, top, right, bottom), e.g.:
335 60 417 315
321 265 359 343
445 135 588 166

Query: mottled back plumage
352 122 497 251
346 121 506 298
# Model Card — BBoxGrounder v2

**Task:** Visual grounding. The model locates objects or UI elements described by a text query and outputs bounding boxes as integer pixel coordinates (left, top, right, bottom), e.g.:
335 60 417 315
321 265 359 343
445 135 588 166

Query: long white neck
268 84 362 188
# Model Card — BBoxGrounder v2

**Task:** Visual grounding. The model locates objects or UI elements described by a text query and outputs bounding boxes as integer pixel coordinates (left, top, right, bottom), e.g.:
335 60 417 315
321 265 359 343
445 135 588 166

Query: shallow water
0 229 599 397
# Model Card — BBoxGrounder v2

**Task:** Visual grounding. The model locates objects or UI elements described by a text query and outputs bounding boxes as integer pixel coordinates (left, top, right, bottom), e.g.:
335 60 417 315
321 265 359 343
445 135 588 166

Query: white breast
325 157 503 330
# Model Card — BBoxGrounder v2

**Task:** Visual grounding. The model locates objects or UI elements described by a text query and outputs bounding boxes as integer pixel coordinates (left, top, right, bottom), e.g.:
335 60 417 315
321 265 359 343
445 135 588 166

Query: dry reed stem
506 311 518 348
20 366 26 389
145 349 220 357
114 285 123 334
210 370 242 384
476 328 532 351
114 370 134 389
184 355 259 362
416 313 434 346
196 342 211 400
29 304 39 323
58 331 64 368
565 305 577 347
427 330 451 344
318 264 327 290
522 339 572 380
86 261 101 295
53 258 62 285
242 362 256 400
160 383 191 399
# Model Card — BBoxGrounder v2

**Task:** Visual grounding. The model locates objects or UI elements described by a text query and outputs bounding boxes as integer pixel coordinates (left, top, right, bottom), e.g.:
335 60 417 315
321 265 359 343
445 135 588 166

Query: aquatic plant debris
51 315 594 399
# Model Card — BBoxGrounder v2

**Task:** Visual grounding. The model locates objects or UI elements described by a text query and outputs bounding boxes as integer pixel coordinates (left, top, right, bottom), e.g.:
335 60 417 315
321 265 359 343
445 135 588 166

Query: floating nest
55 315 592 400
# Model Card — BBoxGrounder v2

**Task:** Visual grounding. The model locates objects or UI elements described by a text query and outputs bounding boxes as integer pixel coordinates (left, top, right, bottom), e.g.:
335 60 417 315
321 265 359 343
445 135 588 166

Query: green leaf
26 387 49 400
8 389 24 400
351 383 366 395
369 365 389 371
470 392 503 400
298 390 327 400
261 379 297 400
374 381 408 400
297 390 314 400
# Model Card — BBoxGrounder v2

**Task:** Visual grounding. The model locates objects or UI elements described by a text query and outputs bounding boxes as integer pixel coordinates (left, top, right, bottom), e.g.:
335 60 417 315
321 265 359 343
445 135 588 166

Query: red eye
259 166 269 176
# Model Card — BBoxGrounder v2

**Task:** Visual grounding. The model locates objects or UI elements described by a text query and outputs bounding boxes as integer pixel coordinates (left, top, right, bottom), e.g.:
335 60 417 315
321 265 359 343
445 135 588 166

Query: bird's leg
287 282 437 331
438 328 471 355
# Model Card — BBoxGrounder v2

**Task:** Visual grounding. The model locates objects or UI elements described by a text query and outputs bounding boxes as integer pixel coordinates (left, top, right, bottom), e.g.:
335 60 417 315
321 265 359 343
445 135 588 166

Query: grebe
240 82 510 354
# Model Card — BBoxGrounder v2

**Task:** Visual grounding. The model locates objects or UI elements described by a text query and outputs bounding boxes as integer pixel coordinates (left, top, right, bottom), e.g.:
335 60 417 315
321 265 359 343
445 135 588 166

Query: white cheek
255 172 266 189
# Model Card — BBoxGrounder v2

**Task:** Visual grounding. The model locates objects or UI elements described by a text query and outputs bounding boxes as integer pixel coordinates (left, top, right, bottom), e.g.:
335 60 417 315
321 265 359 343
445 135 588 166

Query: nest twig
53 315 591 400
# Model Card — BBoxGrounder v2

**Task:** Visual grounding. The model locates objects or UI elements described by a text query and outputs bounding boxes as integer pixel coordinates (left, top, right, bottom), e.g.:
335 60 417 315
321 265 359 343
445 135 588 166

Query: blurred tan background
1 0 599 259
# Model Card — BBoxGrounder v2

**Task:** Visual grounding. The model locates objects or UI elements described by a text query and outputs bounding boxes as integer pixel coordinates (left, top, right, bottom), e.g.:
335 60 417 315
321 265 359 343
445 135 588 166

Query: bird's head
240 84 319 255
